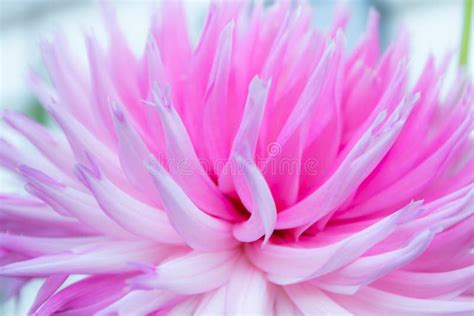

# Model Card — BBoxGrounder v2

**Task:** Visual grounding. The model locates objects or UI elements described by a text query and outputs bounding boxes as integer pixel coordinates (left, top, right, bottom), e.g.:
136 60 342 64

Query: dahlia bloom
1 1 473 314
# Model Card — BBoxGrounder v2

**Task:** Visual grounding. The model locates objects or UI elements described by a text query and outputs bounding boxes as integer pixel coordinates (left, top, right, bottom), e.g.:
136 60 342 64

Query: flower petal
74 158 184 245
247 201 422 282
129 250 239 295
29 275 68 314
331 287 474 315
0 241 166 276
313 229 434 294
146 157 238 251
373 266 474 299
150 85 239 221
276 92 418 229
21 165 133 238
97 289 181 316
285 282 351 315
35 275 127 316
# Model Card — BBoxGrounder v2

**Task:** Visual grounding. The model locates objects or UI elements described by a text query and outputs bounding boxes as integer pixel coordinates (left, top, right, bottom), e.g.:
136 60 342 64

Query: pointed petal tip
146 33 159 53
127 261 156 274
224 20 235 33
151 82 172 111
18 165 64 188
395 200 424 225
74 164 100 188
1 109 13 123
110 100 125 123
84 151 101 179
249 76 272 97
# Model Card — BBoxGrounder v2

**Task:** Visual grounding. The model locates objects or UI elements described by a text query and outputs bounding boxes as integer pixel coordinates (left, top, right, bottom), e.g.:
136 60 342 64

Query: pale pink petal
35 275 127 316
21 165 134 238
285 282 351 315
97 289 181 316
2 111 75 176
150 84 239 221
247 201 422 283
274 288 304 316
373 267 474 299
331 287 474 315
110 102 161 203
0 241 166 276
313 229 434 295
74 159 185 245
129 250 239 294
203 22 234 174
0 234 104 257
29 275 68 314
146 157 238 251
219 258 273 315
0 2 472 314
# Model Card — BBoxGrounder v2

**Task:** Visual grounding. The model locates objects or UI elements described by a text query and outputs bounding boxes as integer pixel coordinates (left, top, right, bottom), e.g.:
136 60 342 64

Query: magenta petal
150 85 239 221
28 275 68 314
35 275 127 316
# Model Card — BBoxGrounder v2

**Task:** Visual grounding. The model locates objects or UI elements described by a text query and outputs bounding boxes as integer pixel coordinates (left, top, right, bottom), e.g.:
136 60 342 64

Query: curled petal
0 241 167 277
276 92 418 229
129 250 239 295
150 85 239 221
331 287 474 315
247 201 422 282
74 158 185 245
285 282 351 315
29 275 68 315
35 275 127 316
146 157 238 251
313 229 434 294
97 289 181 316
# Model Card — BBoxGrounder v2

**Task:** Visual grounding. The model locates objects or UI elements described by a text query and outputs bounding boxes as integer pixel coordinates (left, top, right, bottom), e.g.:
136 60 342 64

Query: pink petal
97 289 181 316
373 266 474 299
202 22 234 176
313 229 434 295
150 85 239 221
74 159 184 245
285 282 351 315
35 275 127 316
129 250 239 294
0 241 166 276
247 201 422 283
21 165 133 238
29 275 68 314
331 287 474 315
218 77 276 243
110 102 161 203
2 110 74 175
276 92 418 230
146 157 238 251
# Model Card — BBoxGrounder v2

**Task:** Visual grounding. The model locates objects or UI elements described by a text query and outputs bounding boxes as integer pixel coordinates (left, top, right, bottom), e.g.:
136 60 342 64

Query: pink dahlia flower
1 1 473 315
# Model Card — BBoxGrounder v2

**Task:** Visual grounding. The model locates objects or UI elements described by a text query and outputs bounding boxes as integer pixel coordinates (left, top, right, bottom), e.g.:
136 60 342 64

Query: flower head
0 1 473 315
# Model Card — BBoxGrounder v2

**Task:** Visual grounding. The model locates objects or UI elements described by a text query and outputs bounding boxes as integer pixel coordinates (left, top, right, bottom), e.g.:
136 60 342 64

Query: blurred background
0 0 471 313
